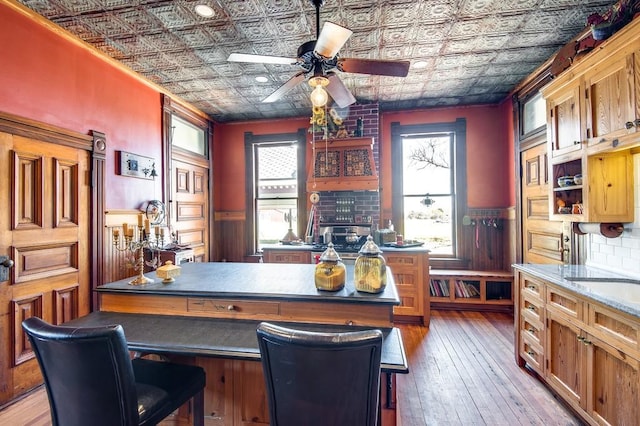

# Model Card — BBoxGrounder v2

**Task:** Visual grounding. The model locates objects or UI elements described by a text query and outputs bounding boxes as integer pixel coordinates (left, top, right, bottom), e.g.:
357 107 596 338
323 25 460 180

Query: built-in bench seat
429 270 513 312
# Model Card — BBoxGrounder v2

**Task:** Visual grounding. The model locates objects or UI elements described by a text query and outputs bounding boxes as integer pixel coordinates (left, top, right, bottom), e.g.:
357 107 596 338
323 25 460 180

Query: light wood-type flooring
0 310 582 425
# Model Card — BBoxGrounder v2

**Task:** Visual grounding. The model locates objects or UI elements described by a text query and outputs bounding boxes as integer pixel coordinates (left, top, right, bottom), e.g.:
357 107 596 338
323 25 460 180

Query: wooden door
547 81 583 158
0 131 90 404
521 143 563 264
170 151 210 263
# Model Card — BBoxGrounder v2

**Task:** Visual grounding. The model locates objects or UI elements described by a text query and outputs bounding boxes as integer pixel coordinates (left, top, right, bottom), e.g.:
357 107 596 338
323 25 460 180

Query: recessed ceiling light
413 61 429 69
195 4 215 18
255 76 268 83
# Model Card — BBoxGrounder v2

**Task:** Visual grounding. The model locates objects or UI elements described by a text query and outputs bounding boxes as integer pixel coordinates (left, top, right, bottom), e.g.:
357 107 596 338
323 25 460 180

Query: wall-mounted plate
117 151 157 180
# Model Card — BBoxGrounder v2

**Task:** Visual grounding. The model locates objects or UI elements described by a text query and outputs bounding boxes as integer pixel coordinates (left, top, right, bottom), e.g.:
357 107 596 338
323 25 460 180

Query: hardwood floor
0 310 582 425
397 310 582 426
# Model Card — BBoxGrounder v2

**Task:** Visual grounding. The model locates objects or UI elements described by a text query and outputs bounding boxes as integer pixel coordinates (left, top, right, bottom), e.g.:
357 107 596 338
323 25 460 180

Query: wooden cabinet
515 270 640 425
383 251 429 325
429 270 513 312
546 79 583 159
262 249 310 264
305 137 379 192
542 18 639 223
584 46 640 154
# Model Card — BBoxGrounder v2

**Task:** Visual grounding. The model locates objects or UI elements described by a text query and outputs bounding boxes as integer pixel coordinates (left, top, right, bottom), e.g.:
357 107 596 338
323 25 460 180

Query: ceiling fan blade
228 53 297 65
339 58 410 77
326 73 356 108
262 72 307 103
314 22 353 58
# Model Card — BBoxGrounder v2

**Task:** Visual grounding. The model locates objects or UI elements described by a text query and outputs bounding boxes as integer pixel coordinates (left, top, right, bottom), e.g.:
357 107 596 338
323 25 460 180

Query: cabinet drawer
521 294 544 323
188 298 280 318
588 302 640 357
520 315 544 346
391 268 419 290
384 254 419 267
520 333 544 375
546 285 583 321
520 274 544 300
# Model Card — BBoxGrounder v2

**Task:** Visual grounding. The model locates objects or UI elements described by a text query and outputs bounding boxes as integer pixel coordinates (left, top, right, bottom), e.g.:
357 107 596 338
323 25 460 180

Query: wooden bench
429 270 513 312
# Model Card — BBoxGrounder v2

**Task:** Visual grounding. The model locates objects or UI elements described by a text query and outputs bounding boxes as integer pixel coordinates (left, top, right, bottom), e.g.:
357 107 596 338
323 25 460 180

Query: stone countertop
513 264 640 318
65 311 408 374
262 243 430 253
98 262 400 306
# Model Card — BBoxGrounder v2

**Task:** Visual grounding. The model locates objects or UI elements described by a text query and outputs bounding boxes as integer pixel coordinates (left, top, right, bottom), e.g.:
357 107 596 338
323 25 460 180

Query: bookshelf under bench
429 270 513 312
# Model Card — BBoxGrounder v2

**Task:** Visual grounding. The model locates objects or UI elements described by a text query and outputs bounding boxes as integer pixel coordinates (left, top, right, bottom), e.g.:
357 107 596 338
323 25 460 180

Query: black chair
256 322 383 426
22 317 206 426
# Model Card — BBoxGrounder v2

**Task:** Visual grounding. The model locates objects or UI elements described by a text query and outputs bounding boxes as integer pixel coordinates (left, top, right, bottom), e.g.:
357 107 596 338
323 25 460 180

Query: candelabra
112 220 165 285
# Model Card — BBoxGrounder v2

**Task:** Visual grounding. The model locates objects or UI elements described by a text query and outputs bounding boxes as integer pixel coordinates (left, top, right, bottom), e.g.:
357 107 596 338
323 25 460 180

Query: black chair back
22 317 205 426
256 322 383 426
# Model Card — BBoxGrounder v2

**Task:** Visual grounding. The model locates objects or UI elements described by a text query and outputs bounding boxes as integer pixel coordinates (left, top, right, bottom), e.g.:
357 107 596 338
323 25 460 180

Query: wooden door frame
0 111 105 311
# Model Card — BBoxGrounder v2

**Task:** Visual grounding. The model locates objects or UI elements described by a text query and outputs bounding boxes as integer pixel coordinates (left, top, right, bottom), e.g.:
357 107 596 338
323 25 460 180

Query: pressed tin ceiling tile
16 0 618 121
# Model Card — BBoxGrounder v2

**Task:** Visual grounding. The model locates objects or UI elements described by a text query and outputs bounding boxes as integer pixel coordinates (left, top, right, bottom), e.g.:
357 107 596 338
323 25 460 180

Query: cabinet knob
611 138 619 148
625 121 634 129
528 328 535 334
227 305 236 311
634 119 640 127
573 140 581 145
527 306 536 311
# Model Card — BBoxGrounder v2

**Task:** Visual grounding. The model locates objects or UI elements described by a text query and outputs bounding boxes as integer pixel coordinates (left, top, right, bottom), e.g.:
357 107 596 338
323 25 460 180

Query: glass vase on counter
354 236 387 293
314 243 346 291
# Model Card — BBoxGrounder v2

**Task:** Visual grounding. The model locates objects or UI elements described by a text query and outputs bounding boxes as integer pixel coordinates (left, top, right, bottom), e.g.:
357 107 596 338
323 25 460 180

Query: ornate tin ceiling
17 0 615 122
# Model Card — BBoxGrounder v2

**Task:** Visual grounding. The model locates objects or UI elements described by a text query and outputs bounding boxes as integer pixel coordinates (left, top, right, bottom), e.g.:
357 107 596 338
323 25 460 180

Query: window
391 119 467 261
245 130 307 253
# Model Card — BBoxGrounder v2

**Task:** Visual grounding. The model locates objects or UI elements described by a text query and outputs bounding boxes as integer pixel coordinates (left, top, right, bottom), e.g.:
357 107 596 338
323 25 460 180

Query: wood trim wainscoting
0 311 581 425
104 210 148 284
214 211 247 262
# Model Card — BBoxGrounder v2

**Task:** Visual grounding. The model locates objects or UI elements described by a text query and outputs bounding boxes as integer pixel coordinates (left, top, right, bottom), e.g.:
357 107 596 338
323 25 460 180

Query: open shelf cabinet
429 270 513 312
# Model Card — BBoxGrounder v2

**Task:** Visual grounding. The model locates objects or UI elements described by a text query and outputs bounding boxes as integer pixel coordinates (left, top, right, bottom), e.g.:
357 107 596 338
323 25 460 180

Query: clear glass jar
354 236 387 293
314 243 346 291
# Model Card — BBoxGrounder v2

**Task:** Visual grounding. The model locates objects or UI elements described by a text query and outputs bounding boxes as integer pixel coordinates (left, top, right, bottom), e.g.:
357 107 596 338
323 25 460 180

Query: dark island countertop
65 311 408 374
99 261 400 306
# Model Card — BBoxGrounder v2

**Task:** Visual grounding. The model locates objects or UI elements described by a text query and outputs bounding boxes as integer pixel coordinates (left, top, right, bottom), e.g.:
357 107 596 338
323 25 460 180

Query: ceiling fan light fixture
309 75 329 107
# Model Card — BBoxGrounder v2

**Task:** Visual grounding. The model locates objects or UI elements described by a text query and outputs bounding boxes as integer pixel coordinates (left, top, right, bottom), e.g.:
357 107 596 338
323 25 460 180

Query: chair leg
192 388 205 426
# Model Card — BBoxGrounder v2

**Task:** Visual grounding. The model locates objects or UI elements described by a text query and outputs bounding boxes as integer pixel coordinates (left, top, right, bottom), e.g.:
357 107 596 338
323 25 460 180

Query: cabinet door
547 82 583 158
586 152 634 223
391 266 422 316
585 52 637 151
233 360 270 426
545 310 586 410
586 333 640 426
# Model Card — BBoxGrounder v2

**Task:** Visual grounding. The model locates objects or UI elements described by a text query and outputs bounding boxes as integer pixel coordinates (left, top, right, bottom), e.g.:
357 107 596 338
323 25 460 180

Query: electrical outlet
117 151 157 180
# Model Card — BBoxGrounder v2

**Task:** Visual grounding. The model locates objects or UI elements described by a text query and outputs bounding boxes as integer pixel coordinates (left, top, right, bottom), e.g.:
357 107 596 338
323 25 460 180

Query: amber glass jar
354 236 387 293
314 243 346 291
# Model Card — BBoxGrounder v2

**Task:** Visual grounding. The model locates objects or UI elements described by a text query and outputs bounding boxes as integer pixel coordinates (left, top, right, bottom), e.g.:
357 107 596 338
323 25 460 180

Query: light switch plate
117 151 157 180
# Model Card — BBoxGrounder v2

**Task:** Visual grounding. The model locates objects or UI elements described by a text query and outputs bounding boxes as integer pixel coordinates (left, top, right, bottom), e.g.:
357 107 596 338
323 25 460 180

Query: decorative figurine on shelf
335 125 349 139
355 117 364 136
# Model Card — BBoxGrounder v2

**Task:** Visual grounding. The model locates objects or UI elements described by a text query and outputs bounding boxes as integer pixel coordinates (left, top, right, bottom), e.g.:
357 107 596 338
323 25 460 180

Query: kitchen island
85 262 407 425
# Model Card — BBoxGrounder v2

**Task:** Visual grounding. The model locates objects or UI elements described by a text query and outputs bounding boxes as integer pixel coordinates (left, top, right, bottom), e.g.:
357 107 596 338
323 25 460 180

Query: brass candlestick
112 221 165 285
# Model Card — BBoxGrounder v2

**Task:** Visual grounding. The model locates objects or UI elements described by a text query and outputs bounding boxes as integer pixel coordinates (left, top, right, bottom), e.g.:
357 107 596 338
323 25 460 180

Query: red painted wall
379 105 511 213
214 104 514 214
0 3 163 209
214 118 310 211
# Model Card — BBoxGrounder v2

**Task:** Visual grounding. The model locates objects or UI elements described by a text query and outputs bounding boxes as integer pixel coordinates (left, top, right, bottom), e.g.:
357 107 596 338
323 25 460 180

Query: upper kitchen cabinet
306 137 379 192
542 17 640 223
584 46 639 154
544 77 583 160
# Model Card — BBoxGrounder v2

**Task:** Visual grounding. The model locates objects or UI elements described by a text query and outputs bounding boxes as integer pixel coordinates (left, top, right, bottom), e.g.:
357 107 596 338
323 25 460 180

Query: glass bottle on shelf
354 236 387 293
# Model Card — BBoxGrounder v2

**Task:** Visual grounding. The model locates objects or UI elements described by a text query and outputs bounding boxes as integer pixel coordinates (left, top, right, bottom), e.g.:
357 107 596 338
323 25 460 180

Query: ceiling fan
227 0 410 108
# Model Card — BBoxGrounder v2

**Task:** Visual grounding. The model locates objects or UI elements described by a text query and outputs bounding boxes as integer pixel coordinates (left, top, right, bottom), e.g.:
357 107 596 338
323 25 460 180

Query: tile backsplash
585 153 640 276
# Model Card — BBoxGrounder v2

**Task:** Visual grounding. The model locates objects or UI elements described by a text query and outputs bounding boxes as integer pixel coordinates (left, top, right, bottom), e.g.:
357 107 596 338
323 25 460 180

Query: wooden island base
88 263 408 426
